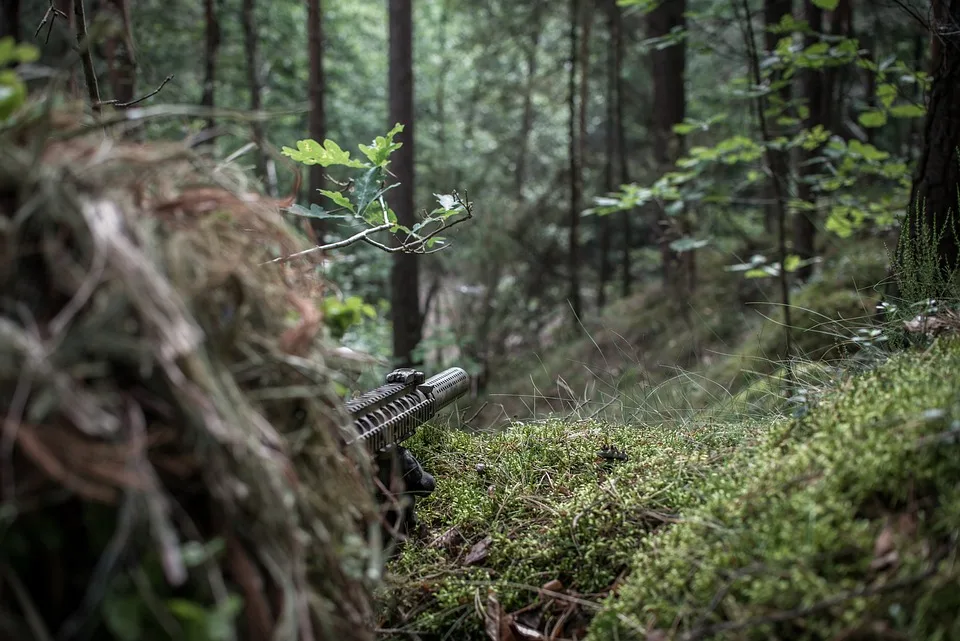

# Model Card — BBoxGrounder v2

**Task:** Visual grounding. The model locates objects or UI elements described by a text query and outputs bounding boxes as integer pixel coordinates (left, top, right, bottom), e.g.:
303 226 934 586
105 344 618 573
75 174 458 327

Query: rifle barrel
347 367 469 452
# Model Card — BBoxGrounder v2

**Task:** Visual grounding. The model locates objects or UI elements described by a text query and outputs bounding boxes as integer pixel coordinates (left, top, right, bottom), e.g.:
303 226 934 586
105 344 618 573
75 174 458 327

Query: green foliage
282 125 471 250
0 37 39 122
323 295 377 339
893 200 960 305
282 123 403 169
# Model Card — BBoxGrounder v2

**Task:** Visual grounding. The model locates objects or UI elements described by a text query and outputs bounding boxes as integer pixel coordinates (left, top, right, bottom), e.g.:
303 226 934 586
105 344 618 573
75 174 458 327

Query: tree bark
242 0 268 184
514 0 544 200
616 2 632 298
307 0 326 237
201 0 220 132
793 0 823 282
901 0 960 275
648 0 690 292
0 0 20 42
598 0 618 309
389 0 421 367
101 0 135 104
763 0 792 235
567 0 583 322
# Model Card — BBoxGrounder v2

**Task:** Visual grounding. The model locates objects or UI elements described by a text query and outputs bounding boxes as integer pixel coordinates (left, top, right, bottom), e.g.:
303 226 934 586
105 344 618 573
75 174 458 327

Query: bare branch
94 74 175 110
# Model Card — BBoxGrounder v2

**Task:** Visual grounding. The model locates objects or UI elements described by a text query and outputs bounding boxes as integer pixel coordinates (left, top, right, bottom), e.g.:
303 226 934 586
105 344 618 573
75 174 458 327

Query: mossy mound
0 110 378 641
380 339 960 640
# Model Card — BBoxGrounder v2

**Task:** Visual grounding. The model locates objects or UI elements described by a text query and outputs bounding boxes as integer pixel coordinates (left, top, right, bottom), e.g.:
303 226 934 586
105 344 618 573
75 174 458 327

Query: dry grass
0 107 378 641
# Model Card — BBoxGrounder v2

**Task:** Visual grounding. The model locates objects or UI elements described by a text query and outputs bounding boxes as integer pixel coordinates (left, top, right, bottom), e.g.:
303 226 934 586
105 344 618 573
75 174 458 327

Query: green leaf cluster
0 37 39 122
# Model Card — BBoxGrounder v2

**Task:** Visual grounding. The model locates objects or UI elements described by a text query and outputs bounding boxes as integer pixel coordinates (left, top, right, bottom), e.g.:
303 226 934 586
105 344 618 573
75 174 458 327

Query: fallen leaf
465 536 493 566
483 590 518 641
539 579 564 601
873 524 895 558
429 526 461 550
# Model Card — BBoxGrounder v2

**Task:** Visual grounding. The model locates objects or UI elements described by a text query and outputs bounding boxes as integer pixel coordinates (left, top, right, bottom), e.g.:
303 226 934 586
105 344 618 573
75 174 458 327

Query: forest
2 0 960 639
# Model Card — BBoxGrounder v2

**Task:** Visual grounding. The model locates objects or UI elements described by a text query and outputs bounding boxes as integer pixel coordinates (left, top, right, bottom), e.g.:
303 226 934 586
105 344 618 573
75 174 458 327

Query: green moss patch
379 340 960 640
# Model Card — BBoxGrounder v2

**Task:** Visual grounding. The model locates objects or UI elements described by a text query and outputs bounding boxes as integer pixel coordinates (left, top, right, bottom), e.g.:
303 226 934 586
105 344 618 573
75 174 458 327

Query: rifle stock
346 367 469 453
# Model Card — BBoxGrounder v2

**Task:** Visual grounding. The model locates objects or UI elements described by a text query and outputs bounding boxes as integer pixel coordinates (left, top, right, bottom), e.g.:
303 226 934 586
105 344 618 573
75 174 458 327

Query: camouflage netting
0 111 379 641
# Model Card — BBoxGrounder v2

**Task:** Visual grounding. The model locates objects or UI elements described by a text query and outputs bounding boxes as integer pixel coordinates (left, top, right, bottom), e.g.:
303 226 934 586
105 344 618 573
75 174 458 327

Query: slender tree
794 0 823 281
648 0 690 292
242 0 268 183
389 0 421 367
567 0 583 322
901 0 960 274
0 0 20 42
515 0 545 200
201 0 221 132
307 0 326 236
763 0 792 235
101 0 135 104
598 0 619 309
615 1 632 297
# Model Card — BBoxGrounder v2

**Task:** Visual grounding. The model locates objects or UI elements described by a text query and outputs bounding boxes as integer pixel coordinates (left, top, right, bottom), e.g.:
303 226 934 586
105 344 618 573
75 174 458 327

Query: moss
590 338 960 640
379 340 960 640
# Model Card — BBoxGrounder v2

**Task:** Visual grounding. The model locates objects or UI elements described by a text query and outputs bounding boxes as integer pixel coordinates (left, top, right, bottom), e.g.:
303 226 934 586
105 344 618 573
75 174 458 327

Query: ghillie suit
0 107 379 641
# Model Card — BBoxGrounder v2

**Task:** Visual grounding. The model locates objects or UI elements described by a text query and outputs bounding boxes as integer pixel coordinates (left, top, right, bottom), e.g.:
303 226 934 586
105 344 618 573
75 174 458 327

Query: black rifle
346 367 469 535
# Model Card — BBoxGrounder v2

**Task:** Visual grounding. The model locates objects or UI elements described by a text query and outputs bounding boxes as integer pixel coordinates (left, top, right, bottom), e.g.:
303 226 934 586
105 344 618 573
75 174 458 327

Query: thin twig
94 74 175 110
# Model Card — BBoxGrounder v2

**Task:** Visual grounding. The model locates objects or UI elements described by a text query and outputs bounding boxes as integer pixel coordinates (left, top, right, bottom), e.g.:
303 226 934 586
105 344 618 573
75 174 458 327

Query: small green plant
0 37 39 122
893 198 960 305
280 124 473 256
322 294 377 339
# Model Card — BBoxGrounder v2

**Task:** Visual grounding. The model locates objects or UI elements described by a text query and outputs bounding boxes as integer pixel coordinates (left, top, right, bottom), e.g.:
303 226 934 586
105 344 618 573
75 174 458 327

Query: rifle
346 366 469 534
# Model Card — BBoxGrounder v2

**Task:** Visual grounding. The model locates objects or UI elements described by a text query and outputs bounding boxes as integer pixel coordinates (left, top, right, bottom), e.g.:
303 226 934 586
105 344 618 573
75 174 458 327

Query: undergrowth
379 339 960 640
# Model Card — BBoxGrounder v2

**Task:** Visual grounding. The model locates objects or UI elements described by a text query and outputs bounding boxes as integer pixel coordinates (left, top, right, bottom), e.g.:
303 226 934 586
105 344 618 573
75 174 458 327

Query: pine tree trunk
201 0 220 133
0 0 20 42
307 0 326 236
616 2 632 298
763 0 792 235
567 0 583 322
101 0 135 104
388 0 421 366
598 0 618 309
515 0 544 200
793 0 823 281
648 0 689 292
242 0 268 184
902 0 960 275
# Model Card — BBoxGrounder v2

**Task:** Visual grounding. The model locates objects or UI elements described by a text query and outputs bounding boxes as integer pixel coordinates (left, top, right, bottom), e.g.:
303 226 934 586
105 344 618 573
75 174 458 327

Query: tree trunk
567 0 583 322
242 0 268 184
616 2 632 298
515 0 544 200
307 0 326 238
201 0 220 133
0 0 20 42
101 0 135 104
902 0 960 275
793 0 823 282
763 0 792 235
389 0 421 367
598 0 617 309
648 0 689 292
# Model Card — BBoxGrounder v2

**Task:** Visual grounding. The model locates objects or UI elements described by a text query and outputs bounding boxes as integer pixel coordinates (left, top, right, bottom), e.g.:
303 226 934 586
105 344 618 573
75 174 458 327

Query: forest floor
376 242 960 640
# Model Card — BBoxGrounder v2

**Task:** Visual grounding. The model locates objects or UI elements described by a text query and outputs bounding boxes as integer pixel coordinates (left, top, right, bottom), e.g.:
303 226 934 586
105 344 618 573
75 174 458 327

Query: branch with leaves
270 123 473 264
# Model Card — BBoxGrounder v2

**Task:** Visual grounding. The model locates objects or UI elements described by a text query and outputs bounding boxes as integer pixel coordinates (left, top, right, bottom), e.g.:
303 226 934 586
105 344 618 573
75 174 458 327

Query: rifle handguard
346 367 469 453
